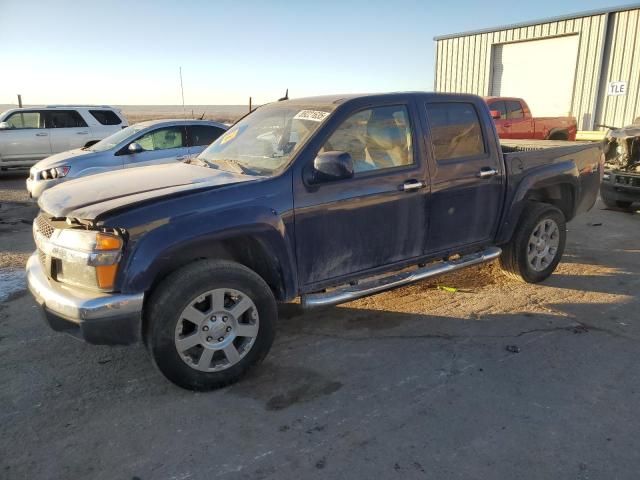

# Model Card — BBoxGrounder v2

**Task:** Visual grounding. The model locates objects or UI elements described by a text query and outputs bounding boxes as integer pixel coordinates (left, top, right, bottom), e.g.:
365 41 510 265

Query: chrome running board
301 247 502 309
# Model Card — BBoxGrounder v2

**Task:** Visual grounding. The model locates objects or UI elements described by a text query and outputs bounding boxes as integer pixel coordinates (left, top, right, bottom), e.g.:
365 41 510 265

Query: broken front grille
35 214 55 239
615 175 640 187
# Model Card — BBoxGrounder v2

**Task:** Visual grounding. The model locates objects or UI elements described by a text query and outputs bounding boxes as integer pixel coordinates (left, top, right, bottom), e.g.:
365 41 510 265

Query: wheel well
84 140 99 148
146 236 286 301
547 130 568 141
525 184 575 220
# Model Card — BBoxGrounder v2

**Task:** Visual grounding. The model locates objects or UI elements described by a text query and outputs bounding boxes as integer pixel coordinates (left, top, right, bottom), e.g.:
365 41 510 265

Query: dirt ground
1 170 639 479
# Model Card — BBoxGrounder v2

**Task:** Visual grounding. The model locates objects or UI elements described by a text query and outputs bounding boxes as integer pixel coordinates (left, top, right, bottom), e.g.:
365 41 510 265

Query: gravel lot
1 171 639 479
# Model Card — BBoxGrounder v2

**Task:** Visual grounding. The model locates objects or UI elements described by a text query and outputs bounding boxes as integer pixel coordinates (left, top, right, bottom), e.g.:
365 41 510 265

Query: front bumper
601 176 640 204
26 177 66 199
26 253 144 345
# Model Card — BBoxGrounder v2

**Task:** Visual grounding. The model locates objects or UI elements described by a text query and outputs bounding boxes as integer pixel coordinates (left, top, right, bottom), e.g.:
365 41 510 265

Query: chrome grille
35 214 55 239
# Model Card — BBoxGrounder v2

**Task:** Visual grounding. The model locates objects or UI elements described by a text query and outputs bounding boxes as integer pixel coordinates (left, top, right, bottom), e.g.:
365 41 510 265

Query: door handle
35 132 48 137
402 179 426 191
477 167 498 178
76 131 89 135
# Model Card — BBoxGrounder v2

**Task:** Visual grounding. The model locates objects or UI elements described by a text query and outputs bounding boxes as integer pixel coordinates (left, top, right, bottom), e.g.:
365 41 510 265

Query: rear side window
4 111 45 129
425 103 485 161
506 101 524 119
89 110 122 125
188 125 226 147
46 110 87 128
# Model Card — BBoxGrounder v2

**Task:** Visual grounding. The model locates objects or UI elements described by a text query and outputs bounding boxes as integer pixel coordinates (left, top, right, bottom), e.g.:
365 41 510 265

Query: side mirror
0 121 10 130
128 142 143 154
310 151 354 183
490 110 501 120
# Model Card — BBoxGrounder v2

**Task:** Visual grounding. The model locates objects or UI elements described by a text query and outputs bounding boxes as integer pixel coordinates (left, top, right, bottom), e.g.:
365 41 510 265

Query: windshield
88 125 146 152
198 103 334 175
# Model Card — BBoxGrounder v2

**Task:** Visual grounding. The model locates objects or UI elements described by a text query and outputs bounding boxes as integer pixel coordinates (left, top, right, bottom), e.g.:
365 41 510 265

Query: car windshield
87 125 146 152
198 103 334 175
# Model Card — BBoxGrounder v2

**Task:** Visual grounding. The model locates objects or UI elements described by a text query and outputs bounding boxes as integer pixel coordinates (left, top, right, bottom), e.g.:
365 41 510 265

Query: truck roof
281 91 480 107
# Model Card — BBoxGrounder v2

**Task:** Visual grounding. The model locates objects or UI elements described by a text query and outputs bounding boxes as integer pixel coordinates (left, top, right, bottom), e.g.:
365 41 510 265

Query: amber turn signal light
96 264 119 290
96 233 122 251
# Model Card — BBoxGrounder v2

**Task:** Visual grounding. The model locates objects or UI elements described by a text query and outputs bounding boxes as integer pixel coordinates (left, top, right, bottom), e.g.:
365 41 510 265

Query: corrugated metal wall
597 9 640 128
435 7 640 130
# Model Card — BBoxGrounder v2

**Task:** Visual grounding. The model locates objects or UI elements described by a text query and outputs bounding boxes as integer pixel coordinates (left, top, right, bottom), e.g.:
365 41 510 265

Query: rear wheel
145 260 276 390
499 202 566 283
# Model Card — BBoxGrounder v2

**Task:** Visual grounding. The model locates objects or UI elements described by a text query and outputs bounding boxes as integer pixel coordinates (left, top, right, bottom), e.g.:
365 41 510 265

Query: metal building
434 4 640 131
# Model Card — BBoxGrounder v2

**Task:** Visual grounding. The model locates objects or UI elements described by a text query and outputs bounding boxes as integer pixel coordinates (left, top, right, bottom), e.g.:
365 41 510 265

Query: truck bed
501 139 593 153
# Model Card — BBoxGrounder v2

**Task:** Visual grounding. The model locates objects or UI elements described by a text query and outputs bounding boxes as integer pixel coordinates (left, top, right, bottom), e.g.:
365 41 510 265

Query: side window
47 110 87 128
89 110 122 125
506 101 524 119
321 105 413 173
4 111 44 129
489 101 507 119
188 125 226 147
425 102 486 161
136 127 185 151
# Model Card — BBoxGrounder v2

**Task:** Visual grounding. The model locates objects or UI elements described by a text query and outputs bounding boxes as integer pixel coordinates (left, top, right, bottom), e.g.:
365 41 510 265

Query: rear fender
497 161 579 244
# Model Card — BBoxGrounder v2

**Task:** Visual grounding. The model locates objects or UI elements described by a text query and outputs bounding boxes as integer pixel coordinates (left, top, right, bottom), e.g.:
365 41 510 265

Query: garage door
490 35 579 117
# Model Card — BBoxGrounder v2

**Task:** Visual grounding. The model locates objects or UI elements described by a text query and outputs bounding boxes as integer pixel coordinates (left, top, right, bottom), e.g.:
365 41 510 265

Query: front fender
116 204 297 299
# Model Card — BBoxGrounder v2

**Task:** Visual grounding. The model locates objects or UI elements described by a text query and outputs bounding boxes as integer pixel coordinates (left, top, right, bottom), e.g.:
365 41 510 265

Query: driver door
293 101 430 288
123 126 189 168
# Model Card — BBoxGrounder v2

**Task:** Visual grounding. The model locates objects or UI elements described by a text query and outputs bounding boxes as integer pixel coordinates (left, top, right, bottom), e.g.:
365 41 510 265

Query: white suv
0 106 128 169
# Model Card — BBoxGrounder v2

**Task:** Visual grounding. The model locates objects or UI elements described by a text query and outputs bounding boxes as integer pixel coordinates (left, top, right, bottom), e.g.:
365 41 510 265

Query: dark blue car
27 92 603 390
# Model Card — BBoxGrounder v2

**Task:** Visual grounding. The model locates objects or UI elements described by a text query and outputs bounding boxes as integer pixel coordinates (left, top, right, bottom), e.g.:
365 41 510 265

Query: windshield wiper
205 158 255 175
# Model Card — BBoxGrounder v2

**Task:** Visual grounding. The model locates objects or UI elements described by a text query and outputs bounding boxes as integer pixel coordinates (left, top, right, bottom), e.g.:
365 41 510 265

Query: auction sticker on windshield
219 128 240 145
293 110 330 122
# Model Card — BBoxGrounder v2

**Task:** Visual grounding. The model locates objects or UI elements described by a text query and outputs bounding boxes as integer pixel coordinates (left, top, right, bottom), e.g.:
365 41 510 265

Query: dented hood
38 162 259 220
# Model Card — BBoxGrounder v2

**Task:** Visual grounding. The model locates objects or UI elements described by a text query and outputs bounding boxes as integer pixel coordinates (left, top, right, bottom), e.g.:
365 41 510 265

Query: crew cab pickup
485 97 577 141
26 93 602 390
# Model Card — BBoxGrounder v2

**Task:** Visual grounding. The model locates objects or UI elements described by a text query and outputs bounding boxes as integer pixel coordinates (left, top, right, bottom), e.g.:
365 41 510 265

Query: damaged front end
603 118 640 173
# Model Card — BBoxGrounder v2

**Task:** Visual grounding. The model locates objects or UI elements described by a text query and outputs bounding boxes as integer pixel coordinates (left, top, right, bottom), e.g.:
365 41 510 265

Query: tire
145 260 276 390
499 202 566 283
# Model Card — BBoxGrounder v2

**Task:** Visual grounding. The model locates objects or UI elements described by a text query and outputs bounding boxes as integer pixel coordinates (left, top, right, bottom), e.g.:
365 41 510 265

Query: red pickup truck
485 97 577 141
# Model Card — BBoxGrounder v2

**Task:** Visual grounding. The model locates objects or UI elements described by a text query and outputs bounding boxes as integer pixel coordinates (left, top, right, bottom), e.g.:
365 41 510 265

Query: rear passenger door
46 110 90 152
187 124 227 157
423 100 504 253
122 125 188 168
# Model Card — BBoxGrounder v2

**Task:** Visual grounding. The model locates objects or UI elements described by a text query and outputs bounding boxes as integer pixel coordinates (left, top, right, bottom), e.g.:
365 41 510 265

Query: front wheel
145 260 276 390
499 202 567 283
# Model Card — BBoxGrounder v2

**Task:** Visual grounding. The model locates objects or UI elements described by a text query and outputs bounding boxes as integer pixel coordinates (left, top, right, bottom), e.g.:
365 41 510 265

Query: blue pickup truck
27 92 603 390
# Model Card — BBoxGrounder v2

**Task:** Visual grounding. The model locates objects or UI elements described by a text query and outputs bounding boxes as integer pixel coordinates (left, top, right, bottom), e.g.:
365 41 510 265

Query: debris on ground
505 345 521 353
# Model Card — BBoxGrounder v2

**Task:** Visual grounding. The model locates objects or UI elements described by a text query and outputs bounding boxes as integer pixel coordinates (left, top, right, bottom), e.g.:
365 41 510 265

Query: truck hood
38 162 260 220
32 148 98 171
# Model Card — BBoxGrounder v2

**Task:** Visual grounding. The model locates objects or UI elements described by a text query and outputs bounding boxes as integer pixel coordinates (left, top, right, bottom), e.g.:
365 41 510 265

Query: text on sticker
293 110 330 122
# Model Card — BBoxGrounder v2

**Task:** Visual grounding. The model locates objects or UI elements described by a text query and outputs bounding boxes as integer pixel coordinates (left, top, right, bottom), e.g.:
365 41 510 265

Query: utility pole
249 96 252 113
17 94 22 108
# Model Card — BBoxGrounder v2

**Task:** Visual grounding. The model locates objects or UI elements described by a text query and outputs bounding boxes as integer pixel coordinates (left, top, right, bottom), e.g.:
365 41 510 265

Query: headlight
36 228 123 291
603 172 611 181
39 166 70 180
